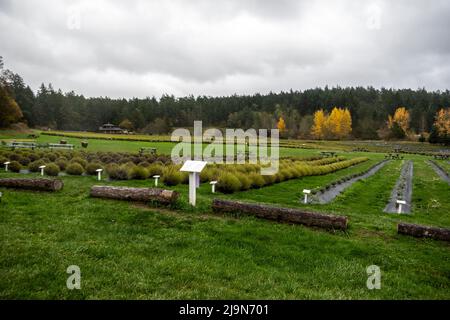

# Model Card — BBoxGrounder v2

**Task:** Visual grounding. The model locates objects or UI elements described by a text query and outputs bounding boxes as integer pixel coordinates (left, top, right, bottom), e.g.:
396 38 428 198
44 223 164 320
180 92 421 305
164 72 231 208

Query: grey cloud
0 0 449 98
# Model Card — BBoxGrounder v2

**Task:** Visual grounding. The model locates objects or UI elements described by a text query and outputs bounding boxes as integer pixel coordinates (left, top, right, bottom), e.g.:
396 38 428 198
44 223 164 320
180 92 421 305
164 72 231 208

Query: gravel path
312 160 389 204
428 161 450 185
384 160 413 214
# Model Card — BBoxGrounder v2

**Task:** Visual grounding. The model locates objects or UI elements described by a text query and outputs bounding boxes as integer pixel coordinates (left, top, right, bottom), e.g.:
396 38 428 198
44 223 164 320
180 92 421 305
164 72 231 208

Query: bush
161 167 182 186
9 153 21 161
28 153 40 162
262 174 276 186
138 161 150 167
47 153 58 161
86 162 104 175
70 157 87 168
0 156 8 166
44 163 60 176
147 163 163 176
128 166 149 180
29 159 46 172
249 172 265 188
235 172 251 190
8 161 22 173
66 163 84 175
18 156 30 166
107 164 129 180
180 172 189 184
55 158 68 170
217 172 241 193
200 168 214 183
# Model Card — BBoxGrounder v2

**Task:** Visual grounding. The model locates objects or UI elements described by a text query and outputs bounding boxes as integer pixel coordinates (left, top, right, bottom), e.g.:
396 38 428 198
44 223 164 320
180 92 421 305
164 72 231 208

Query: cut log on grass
212 199 348 230
0 178 63 191
398 223 450 241
90 186 179 204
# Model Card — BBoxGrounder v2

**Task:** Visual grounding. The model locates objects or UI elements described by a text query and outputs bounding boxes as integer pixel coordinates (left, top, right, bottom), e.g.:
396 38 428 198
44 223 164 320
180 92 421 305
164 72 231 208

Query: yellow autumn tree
311 108 352 140
326 107 342 138
311 109 326 139
277 117 286 132
434 108 450 135
323 107 352 139
341 108 352 138
388 107 410 133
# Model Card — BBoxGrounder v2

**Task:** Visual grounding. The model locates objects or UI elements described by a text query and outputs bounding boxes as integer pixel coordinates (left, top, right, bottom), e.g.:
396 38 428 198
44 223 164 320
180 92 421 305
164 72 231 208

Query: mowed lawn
0 150 449 299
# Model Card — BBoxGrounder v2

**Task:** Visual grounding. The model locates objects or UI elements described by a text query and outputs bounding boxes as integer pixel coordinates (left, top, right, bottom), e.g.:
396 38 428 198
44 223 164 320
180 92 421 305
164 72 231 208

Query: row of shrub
216 157 369 193
0 149 171 168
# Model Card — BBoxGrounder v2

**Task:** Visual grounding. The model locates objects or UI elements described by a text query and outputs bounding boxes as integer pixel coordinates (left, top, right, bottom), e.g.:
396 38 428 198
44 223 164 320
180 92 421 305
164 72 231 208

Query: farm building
98 123 125 134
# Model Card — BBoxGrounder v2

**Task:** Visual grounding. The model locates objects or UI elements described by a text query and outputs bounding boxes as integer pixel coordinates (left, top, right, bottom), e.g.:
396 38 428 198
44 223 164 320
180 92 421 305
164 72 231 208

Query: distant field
1 129 447 156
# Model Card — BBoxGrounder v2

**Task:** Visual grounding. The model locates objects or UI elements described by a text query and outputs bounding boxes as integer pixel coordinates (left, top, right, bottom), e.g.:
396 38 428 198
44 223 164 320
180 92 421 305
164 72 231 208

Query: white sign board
180 160 207 173
180 160 208 206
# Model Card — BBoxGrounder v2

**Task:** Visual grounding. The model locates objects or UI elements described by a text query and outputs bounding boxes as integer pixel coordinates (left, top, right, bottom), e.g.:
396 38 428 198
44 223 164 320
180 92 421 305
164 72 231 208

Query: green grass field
0 130 449 299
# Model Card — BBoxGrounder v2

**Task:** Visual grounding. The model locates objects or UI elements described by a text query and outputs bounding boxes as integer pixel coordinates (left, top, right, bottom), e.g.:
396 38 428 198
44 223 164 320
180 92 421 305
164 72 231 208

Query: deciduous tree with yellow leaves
311 109 326 139
277 116 286 133
388 107 410 133
311 107 352 140
434 108 450 135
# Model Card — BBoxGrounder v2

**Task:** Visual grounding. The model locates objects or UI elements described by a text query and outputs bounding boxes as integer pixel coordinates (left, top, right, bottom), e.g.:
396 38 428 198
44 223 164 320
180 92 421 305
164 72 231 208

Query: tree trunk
90 186 179 204
0 178 64 191
212 199 348 230
398 223 450 241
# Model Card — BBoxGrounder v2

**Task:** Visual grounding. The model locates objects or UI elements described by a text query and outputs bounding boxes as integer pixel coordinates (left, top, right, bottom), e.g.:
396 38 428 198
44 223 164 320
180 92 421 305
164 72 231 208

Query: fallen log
0 178 63 191
212 199 348 230
398 222 450 241
90 186 179 204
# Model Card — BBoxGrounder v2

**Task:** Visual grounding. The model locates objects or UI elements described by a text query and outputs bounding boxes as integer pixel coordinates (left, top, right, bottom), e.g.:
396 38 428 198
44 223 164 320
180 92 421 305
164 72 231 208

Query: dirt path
312 160 389 204
428 161 450 185
384 160 413 214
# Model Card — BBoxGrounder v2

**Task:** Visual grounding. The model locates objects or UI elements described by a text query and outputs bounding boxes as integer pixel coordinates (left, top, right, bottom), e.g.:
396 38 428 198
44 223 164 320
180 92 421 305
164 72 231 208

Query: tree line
0 56 449 143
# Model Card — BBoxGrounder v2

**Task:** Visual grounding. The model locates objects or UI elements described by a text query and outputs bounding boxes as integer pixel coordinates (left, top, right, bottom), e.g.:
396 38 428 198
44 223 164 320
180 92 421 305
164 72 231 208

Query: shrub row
216 157 369 193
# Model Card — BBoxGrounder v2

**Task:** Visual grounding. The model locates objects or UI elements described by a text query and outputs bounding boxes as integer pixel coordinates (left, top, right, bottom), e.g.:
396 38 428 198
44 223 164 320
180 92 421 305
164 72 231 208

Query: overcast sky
1 0 449 98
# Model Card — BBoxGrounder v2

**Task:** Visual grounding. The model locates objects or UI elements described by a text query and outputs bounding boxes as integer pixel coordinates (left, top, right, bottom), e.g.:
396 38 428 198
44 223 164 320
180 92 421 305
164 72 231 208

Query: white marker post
4 161 10 172
96 168 103 181
153 175 160 187
39 165 46 176
303 189 311 204
180 160 207 206
210 181 217 193
396 200 406 214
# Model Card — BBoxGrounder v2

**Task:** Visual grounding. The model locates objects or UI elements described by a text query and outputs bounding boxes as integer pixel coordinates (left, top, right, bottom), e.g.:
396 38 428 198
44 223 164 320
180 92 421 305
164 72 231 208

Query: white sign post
96 168 103 181
396 200 406 214
210 181 217 193
4 161 10 172
180 160 207 206
39 165 46 176
153 175 160 187
303 189 311 204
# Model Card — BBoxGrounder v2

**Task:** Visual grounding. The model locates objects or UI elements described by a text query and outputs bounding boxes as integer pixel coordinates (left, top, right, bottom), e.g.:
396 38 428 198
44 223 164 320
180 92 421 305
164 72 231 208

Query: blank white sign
180 160 207 173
